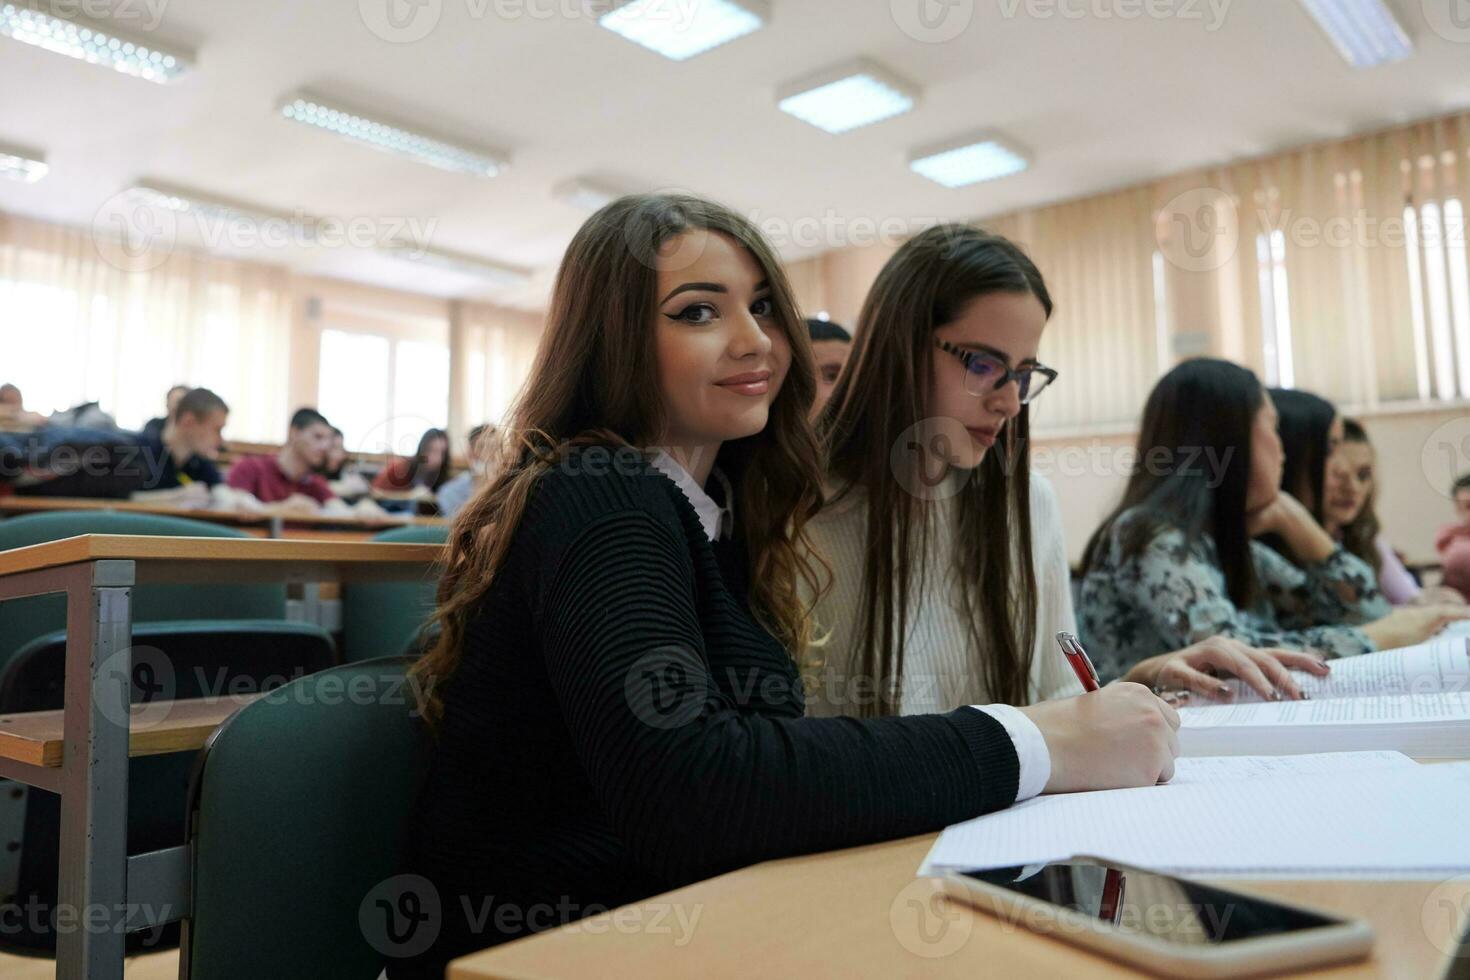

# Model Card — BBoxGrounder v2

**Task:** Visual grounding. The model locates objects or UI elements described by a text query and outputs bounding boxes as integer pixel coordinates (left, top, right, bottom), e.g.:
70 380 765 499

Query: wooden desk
0 495 449 539
449 834 1470 979
0 534 441 980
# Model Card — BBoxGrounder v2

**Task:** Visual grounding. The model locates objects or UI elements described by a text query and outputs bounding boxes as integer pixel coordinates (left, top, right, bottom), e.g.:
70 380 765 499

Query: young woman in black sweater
388 194 1179 977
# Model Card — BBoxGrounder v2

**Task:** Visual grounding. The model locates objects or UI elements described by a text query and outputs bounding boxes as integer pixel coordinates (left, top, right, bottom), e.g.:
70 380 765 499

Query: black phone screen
960 863 1344 947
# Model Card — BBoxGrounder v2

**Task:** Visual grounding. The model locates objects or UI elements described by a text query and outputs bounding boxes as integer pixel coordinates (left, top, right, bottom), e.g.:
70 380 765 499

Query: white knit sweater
802 471 1084 716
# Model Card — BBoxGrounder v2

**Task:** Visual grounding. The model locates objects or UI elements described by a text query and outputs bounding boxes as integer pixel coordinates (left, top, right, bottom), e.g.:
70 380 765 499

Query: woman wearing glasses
804 226 1322 721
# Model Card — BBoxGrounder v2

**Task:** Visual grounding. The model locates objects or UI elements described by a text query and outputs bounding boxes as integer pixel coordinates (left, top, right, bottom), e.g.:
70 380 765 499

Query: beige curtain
0 210 293 441
452 300 545 432
1168 111 1470 408
985 186 1164 432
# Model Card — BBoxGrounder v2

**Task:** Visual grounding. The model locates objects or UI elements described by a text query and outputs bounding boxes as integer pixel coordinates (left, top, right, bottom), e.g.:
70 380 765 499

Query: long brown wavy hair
1337 418 1383 577
816 225 1048 715
412 193 828 727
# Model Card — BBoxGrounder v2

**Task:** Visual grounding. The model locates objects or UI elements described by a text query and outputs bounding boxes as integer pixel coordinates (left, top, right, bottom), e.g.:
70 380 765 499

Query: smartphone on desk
938 859 1373 978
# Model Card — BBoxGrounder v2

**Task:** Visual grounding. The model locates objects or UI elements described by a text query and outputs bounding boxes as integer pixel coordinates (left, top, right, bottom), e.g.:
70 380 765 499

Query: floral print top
1078 509 1390 684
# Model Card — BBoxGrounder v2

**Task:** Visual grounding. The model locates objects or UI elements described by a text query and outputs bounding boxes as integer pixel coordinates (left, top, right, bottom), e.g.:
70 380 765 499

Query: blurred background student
436 423 496 519
1079 359 1464 683
227 407 337 511
140 384 190 442
1325 419 1463 606
372 427 450 513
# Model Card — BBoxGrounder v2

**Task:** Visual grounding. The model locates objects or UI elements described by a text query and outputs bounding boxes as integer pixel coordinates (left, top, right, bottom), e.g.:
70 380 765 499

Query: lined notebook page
920 759 1470 879
1166 750 1415 783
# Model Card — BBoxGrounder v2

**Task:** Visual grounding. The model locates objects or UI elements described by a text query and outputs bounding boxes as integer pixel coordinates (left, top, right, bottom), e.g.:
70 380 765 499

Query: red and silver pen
1056 631 1101 693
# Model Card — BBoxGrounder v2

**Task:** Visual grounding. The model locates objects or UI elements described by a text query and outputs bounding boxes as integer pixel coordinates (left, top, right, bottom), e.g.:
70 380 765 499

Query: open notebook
1179 637 1470 757
919 751 1470 879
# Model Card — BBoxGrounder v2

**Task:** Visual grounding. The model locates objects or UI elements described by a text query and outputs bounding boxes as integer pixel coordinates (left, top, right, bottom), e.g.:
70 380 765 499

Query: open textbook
1178 637 1470 757
919 752 1470 879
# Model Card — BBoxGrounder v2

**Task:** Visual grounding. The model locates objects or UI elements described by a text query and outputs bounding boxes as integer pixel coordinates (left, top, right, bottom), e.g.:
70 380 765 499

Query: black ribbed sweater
389 446 1020 977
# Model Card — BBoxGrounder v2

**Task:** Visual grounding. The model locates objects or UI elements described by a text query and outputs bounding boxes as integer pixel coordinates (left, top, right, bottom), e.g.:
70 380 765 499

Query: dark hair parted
1082 358 1264 609
816 224 1051 713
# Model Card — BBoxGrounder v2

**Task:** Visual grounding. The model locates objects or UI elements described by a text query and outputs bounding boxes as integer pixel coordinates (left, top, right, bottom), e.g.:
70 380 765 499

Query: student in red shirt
227 408 336 507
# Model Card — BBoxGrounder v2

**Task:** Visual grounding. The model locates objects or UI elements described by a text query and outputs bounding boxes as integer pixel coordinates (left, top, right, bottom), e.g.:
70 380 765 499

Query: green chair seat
340 525 446 662
183 657 429 980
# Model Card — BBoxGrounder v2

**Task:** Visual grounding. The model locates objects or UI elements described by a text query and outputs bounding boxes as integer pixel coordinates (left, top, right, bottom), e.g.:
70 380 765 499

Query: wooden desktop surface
449 833 1470 979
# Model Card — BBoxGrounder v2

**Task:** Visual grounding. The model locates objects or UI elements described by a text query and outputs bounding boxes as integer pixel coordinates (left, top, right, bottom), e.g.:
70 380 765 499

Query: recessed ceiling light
552 177 628 212
278 90 508 178
599 0 766 61
910 133 1030 188
0 140 46 182
777 58 919 134
0 2 191 82
1296 0 1412 69
380 239 531 289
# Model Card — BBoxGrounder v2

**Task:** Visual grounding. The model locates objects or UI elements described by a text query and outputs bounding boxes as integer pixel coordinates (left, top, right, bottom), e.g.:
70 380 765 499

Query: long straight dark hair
1081 358 1264 608
1270 388 1336 520
405 428 450 492
816 225 1048 714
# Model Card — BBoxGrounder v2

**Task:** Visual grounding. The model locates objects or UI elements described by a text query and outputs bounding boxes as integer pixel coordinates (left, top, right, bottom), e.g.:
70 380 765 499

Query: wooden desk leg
56 559 135 980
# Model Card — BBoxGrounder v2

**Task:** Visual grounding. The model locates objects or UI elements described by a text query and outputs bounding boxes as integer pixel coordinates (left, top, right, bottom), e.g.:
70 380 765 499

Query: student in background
372 427 450 511
807 227 1318 718
1437 474 1470 598
1324 419 1463 606
436 423 496 519
320 426 371 499
226 407 336 510
0 383 48 429
1079 360 1465 683
391 194 1179 979
130 387 229 502
140 384 190 442
806 317 852 420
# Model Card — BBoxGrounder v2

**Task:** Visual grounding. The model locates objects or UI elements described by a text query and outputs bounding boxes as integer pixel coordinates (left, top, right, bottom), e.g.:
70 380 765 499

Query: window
1256 229 1295 389
317 326 449 456
318 329 391 452
1404 197 1470 401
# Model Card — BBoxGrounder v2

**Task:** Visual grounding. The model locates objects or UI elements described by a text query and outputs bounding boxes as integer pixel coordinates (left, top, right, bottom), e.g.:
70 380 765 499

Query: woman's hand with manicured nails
1361 604 1470 651
1018 683 1179 794
1123 635 1330 703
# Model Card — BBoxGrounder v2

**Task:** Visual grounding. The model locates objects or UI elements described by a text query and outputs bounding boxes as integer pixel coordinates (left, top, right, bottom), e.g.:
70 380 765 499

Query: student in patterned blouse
1078 359 1467 683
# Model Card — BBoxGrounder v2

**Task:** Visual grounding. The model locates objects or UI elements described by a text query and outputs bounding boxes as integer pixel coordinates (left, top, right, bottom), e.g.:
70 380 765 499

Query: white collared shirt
650 451 733 542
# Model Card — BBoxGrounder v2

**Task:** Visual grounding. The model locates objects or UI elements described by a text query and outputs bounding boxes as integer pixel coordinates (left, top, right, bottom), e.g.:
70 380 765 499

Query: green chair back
340 524 446 662
183 657 428 980
0 512 286 676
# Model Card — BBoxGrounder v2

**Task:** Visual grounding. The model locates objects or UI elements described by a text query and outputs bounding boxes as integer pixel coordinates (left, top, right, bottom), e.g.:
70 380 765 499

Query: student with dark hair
129 387 229 502
435 423 497 518
805 317 852 420
390 194 1179 979
1324 420 1461 605
1079 361 1463 683
140 384 191 442
806 228 1316 721
319 425 371 499
226 407 336 507
372 427 451 510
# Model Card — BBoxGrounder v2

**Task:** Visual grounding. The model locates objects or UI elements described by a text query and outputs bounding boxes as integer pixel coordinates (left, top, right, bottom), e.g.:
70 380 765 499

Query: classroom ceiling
1 0 1468 310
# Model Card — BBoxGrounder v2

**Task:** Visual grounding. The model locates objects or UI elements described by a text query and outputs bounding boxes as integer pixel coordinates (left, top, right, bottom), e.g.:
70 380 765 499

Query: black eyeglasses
935 340 1058 404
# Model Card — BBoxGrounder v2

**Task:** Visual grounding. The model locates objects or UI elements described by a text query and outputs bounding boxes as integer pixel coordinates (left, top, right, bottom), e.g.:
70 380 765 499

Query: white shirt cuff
971 703 1051 802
